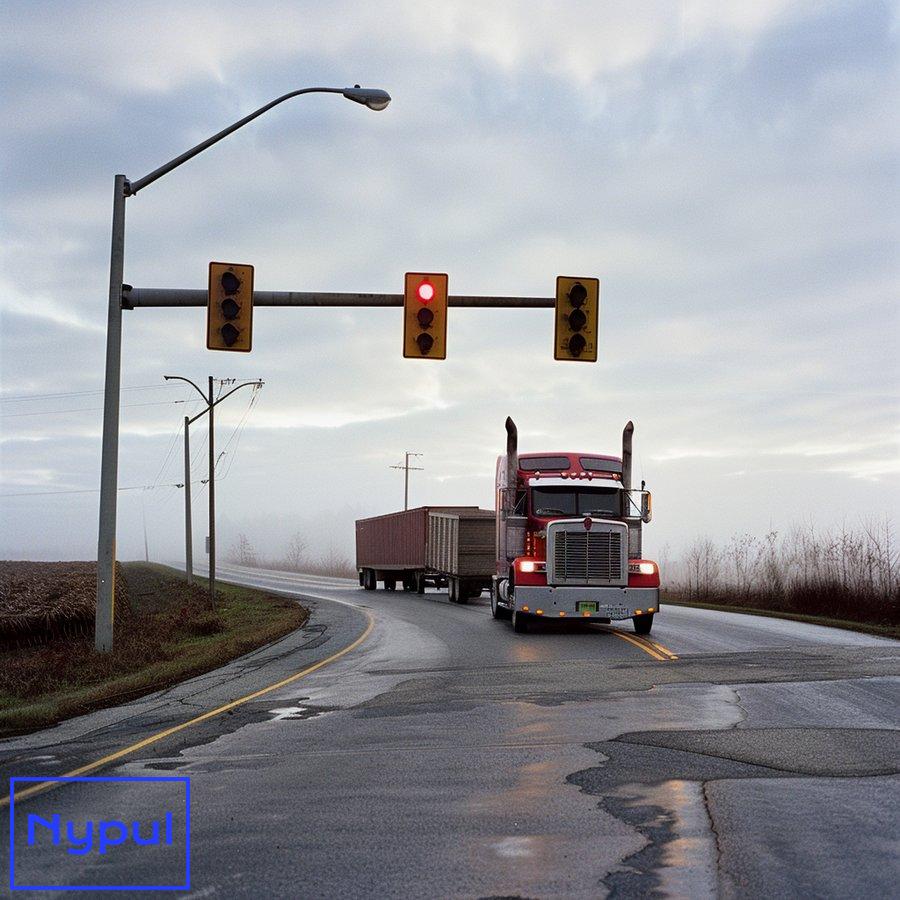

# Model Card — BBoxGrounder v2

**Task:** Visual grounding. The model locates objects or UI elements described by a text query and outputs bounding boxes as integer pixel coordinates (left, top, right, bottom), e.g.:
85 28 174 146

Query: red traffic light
417 282 435 303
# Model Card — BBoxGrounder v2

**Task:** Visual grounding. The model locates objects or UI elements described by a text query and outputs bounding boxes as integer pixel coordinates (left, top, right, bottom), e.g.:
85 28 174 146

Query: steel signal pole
94 85 390 652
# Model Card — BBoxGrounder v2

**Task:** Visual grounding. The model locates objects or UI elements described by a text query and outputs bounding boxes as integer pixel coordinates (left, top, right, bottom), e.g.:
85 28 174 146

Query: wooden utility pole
390 452 423 510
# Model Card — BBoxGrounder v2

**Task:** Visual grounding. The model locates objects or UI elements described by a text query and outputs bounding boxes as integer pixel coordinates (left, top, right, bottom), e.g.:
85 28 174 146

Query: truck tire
633 613 654 635
449 578 467 604
384 577 396 591
363 569 376 591
491 586 511 620
415 572 426 594
402 576 414 592
512 609 529 633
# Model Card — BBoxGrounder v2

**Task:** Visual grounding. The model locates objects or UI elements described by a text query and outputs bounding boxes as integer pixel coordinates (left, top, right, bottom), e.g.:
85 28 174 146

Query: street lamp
95 85 390 652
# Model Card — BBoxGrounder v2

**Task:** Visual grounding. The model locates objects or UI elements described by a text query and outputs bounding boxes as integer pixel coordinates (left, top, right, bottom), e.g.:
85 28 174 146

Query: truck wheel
402 576 413 592
491 587 511 620
363 569 376 591
633 613 654 635
415 572 426 594
449 578 466 603
384 578 396 591
512 610 529 633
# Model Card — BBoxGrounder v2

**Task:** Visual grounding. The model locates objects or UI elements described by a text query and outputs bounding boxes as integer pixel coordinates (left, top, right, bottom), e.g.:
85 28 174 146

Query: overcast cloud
1 0 898 565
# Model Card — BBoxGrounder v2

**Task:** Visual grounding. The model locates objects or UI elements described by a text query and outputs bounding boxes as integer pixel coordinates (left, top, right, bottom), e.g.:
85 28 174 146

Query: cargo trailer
356 506 494 602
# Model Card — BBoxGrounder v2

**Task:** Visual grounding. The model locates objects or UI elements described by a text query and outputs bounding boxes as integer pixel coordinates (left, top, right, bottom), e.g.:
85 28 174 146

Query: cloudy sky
1 0 898 567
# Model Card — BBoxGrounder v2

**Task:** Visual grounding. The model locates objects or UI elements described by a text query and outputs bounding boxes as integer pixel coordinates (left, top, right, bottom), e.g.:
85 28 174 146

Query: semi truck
356 506 495 602
492 418 659 634
355 417 659 636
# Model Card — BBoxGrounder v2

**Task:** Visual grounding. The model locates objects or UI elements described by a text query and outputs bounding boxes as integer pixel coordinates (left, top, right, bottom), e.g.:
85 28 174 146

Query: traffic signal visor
208 262 253 352
554 276 599 361
404 272 448 359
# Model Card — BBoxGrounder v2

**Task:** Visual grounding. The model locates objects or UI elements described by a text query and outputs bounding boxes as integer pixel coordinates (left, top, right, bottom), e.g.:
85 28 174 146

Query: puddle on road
268 704 333 722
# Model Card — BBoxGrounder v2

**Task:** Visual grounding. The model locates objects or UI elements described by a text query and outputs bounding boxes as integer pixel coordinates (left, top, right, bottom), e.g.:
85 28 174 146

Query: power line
0 399 200 418
0 384 184 403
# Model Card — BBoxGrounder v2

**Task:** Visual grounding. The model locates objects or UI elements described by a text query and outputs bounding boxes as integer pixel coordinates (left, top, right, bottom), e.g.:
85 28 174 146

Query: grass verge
0 563 308 738
662 596 899 640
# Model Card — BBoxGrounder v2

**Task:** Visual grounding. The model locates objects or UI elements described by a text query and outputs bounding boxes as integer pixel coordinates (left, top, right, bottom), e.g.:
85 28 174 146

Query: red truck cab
492 420 659 634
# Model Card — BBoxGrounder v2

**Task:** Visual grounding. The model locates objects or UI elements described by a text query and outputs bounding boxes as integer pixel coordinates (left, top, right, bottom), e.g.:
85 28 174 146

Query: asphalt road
4 564 898 898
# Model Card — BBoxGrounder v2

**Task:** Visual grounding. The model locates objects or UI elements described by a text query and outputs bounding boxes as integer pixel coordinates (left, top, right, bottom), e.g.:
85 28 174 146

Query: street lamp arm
128 86 382 196
164 374 207 402
186 379 263 425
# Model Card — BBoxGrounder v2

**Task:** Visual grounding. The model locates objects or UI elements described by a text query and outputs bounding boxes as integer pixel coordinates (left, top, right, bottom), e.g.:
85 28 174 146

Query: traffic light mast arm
126 288 556 308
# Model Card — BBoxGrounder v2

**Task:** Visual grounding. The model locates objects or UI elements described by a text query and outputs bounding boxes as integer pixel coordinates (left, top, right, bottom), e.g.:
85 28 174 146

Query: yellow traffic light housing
403 272 448 359
208 261 253 352
554 275 599 361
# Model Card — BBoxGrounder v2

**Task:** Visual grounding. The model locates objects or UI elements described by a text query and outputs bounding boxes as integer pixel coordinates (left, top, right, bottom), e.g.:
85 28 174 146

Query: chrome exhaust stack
622 420 641 558
502 417 525 563
622 420 633 493
504 416 518 518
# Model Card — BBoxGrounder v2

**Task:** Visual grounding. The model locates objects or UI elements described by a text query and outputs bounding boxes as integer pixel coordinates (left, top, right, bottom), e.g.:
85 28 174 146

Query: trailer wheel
633 613 654 635
414 572 426 594
384 577 396 591
363 569 376 591
402 576 414 592
448 578 466 603
512 609 529 633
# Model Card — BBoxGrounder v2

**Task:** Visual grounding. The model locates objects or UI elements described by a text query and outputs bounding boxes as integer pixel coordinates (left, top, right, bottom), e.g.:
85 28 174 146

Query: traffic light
554 275 599 361
404 272 448 359
208 261 253 352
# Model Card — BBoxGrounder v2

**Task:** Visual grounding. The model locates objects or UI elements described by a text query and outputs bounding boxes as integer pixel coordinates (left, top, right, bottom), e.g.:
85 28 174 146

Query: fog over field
1 1 898 564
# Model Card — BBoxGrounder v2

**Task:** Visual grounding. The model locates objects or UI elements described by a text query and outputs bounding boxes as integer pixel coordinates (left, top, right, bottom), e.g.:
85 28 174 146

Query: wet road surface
3 564 898 897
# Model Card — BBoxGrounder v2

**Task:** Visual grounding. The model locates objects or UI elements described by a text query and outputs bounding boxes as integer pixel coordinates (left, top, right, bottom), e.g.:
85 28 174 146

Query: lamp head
343 85 391 111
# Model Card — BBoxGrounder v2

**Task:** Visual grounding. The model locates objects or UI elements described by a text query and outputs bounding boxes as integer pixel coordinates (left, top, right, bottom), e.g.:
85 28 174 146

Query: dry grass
0 561 128 645
662 520 899 628
0 562 307 736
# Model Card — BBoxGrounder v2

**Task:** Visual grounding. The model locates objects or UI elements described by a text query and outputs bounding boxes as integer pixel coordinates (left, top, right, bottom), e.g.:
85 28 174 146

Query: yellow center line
646 638 679 660
605 628 668 661
3 610 375 808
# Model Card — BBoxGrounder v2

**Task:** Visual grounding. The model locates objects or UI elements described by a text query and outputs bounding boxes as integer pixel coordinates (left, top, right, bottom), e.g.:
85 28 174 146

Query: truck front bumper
513 586 659 621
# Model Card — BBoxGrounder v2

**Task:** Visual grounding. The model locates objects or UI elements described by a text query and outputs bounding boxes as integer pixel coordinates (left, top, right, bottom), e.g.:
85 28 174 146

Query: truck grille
548 523 627 585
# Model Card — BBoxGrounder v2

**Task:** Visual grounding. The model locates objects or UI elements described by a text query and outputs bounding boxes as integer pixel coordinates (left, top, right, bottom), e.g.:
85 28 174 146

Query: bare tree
284 531 308 572
227 533 258 567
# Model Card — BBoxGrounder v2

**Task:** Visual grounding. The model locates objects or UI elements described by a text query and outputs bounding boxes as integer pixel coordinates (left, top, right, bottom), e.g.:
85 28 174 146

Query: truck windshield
530 486 620 518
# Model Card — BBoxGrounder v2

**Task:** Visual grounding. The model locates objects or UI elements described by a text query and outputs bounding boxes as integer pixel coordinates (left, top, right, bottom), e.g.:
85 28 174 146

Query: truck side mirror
641 491 652 523
624 489 652 523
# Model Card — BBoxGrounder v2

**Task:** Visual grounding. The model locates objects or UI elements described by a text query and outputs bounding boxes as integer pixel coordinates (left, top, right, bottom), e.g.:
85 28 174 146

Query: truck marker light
558 611 566 617
582 610 591 617
648 607 656 613
635 609 643 615
536 609 544 615
522 605 530 612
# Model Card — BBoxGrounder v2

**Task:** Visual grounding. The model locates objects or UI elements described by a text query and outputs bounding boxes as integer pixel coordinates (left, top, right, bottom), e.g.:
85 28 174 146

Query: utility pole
167 376 263 597
183 416 192 583
141 489 149 562
390 452 423 510
208 376 215 606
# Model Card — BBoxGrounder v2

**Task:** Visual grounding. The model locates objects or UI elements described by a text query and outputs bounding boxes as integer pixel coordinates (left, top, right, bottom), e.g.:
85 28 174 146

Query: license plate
576 601 598 613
